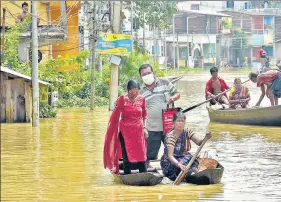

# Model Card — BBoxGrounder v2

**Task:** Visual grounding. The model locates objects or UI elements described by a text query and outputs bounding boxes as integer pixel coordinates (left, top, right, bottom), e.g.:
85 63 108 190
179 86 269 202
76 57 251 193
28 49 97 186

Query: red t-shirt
257 70 279 87
259 49 264 58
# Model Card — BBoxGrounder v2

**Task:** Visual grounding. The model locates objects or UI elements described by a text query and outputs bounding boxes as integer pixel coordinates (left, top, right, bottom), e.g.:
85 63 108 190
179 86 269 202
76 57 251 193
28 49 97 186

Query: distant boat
207 105 281 127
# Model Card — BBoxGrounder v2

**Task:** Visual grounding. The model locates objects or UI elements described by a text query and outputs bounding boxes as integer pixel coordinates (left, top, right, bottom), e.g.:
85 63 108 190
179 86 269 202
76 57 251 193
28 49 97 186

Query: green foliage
39 103 57 118
127 1 177 30
222 19 232 29
56 94 109 108
39 50 90 93
3 14 31 71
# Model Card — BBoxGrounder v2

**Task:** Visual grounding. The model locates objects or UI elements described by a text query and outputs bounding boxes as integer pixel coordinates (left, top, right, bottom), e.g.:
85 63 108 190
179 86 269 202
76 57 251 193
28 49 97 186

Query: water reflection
1 73 280 201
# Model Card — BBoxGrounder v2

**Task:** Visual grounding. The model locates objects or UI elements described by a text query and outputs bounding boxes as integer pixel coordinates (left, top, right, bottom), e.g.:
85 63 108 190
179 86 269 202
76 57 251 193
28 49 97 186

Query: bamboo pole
174 138 208 185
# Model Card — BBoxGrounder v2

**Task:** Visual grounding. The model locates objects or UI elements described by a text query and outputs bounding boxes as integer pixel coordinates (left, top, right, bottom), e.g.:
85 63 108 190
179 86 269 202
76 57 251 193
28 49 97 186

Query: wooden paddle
170 76 183 84
173 137 209 185
182 79 250 113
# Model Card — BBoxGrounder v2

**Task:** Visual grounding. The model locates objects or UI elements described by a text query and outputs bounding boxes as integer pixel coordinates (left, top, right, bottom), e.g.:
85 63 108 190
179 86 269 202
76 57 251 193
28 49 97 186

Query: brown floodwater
1 73 281 201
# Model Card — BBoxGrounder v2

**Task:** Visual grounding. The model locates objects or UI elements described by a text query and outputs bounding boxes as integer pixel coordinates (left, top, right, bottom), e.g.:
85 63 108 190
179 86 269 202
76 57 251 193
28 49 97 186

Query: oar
182 79 250 113
174 137 209 185
170 76 183 84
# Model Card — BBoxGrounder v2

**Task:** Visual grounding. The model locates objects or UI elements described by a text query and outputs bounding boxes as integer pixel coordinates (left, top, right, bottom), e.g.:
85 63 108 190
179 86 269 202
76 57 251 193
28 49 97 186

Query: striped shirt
140 78 179 131
166 129 195 151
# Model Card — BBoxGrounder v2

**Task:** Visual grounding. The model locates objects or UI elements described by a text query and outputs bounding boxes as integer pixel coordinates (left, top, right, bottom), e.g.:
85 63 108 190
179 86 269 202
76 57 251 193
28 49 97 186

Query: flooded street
1 73 281 201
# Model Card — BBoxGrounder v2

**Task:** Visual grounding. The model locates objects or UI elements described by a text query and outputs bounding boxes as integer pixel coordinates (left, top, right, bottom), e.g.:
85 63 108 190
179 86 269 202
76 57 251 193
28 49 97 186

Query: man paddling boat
205 67 230 107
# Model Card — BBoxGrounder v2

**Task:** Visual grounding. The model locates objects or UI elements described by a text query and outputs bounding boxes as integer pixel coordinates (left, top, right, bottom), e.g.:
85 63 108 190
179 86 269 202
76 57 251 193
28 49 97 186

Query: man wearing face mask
139 64 180 165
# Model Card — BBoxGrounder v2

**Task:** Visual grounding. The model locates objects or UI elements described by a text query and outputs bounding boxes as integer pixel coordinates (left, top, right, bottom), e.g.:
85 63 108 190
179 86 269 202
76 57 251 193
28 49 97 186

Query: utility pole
153 21 156 66
1 8 6 55
90 1 96 110
131 1 133 53
142 13 145 51
164 27 167 74
31 1 39 127
109 1 122 111
83 1 90 69
60 1 68 37
177 33 179 69
173 14 176 69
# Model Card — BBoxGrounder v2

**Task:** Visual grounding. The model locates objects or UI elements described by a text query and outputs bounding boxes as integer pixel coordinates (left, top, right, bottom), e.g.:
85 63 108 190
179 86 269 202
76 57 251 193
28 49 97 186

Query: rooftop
220 9 281 16
1 66 51 86
178 9 230 17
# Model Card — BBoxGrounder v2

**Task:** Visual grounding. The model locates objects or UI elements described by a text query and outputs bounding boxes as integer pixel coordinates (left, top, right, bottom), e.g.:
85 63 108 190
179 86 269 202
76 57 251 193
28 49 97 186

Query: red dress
103 95 147 174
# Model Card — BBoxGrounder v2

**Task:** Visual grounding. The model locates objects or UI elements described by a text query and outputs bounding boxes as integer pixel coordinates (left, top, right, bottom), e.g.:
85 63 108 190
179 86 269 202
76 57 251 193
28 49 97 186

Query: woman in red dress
103 80 148 175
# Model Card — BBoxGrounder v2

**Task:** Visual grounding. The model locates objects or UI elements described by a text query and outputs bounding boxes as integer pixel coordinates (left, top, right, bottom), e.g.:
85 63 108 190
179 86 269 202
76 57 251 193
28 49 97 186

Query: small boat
186 161 224 185
207 105 281 126
118 170 163 186
117 158 224 186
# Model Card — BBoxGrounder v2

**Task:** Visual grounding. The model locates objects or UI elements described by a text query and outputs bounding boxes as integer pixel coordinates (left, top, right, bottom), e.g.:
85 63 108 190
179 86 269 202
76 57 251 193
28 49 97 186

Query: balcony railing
20 25 66 46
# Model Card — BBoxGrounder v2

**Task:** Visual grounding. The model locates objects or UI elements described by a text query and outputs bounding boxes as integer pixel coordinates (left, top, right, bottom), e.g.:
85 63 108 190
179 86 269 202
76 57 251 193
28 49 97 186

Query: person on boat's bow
205 67 230 107
139 64 180 167
249 69 281 106
160 112 212 183
103 80 148 175
229 78 251 109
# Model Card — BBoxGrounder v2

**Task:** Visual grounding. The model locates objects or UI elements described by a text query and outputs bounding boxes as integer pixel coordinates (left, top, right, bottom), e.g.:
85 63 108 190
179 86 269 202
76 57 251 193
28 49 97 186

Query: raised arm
190 132 212 146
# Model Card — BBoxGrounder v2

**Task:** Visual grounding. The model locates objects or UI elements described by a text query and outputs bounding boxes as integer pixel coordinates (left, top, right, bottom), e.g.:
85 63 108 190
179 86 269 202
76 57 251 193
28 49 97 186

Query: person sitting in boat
228 78 251 109
205 67 230 107
103 80 148 175
160 112 212 182
249 69 281 106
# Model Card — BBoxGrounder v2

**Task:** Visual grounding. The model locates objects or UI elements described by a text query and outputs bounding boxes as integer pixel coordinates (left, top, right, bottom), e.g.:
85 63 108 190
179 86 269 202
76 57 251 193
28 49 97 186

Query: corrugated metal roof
220 9 281 16
178 9 231 17
0 66 51 86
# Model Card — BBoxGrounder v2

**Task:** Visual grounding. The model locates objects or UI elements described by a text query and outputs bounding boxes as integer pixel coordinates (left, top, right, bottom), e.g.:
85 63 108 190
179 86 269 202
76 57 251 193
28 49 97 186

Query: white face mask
142 73 155 85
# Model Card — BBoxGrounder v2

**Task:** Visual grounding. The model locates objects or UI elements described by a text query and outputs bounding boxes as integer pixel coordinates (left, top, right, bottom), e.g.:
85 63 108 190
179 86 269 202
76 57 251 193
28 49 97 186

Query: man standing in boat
205 67 230 107
139 64 180 166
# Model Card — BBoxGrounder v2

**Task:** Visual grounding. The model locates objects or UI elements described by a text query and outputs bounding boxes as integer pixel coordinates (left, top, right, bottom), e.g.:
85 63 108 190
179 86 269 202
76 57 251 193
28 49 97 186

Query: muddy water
1 73 281 201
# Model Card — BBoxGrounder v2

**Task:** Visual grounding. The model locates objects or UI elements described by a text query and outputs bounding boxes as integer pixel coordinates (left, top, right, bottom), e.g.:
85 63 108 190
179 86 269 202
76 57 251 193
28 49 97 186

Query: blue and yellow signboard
97 32 132 56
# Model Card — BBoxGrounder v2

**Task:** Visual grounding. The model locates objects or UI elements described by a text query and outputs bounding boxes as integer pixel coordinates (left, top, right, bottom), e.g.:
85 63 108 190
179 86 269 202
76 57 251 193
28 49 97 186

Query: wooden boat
117 159 224 186
207 105 281 126
186 162 224 185
118 170 163 186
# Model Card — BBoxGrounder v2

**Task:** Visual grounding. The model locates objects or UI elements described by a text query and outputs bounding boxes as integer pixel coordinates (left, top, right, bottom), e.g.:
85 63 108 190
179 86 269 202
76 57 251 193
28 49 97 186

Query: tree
132 1 177 30
124 1 177 56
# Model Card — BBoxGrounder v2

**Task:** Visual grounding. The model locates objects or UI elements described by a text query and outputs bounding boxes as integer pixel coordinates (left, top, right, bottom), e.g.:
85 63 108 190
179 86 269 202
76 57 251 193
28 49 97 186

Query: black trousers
119 133 147 175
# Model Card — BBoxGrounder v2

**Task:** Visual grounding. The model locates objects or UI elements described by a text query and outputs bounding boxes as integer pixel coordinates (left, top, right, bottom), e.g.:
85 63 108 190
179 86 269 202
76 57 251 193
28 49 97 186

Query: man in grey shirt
139 64 180 164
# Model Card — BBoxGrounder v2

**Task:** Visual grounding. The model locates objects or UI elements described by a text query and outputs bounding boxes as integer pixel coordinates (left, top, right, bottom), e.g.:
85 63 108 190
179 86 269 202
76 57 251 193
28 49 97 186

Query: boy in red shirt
205 67 230 106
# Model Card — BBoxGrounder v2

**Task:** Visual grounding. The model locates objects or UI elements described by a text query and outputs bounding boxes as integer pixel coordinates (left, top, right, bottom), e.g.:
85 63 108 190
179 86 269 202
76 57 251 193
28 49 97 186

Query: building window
133 17 140 30
191 4 199 10
149 24 153 31
226 0 234 8
264 16 273 30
